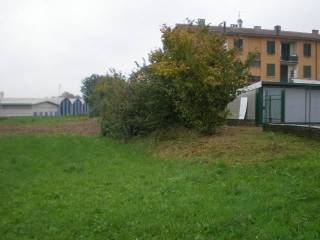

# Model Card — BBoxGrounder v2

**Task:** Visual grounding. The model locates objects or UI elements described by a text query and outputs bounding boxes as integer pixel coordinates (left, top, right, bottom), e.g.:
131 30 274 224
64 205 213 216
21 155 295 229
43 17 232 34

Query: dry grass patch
150 126 316 163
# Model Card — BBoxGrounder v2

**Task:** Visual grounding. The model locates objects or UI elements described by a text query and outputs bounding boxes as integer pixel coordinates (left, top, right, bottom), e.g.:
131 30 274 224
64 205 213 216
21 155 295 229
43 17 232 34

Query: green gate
263 90 285 123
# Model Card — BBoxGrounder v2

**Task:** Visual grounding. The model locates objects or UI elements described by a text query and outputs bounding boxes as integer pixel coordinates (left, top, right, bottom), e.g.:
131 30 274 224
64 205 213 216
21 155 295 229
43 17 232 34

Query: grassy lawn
0 116 89 125
1 127 320 239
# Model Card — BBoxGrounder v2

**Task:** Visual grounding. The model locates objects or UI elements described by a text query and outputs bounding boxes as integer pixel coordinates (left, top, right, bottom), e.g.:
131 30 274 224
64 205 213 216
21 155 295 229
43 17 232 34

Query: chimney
312 29 319 35
274 25 281 35
254 26 261 30
0 92 4 99
237 18 243 28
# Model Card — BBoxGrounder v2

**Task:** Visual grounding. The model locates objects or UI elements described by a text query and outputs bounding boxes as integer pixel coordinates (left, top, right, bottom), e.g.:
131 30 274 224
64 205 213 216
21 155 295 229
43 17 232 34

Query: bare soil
0 118 100 136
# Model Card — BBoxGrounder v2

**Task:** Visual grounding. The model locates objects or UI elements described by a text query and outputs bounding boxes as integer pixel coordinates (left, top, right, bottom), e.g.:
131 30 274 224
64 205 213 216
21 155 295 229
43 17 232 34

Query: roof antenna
237 11 243 28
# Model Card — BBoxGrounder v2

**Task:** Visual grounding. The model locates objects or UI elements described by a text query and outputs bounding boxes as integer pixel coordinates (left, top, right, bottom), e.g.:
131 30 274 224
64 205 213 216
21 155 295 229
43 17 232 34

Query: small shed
227 80 320 125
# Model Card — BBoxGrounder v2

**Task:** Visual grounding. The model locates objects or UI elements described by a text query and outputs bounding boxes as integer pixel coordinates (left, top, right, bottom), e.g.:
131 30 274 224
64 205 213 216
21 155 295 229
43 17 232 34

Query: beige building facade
210 24 320 83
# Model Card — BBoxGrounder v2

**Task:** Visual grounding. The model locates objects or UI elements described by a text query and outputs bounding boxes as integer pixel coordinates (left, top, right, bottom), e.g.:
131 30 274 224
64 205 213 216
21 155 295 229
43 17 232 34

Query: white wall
285 88 307 123
285 89 320 123
309 90 320 122
0 102 59 117
32 102 59 116
0 105 33 117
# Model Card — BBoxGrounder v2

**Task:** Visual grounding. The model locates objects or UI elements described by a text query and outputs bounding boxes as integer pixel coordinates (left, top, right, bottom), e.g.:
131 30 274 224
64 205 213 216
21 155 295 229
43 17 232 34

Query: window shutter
303 66 312 78
234 39 243 50
267 64 275 76
267 41 275 54
304 44 311 57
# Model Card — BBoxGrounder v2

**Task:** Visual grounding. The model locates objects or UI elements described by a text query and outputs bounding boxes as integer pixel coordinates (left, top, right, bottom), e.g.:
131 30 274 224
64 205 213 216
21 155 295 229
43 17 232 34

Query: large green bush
127 67 180 134
98 67 179 138
88 71 130 138
82 23 252 138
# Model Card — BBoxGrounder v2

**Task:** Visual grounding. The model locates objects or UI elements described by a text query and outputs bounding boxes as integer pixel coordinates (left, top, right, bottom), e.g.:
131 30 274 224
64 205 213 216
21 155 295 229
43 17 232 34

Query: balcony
280 55 299 64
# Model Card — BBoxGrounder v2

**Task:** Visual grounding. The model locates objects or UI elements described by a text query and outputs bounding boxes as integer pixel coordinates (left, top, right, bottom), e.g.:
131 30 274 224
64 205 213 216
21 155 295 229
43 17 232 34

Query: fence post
281 90 285 123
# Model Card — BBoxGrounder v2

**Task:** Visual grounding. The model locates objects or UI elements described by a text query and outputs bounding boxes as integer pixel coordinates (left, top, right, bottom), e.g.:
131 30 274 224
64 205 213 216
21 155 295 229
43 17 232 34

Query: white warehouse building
0 97 88 117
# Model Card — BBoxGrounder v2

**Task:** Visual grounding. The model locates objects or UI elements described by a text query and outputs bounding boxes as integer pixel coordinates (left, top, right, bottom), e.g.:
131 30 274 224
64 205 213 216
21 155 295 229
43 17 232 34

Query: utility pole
0 91 3 117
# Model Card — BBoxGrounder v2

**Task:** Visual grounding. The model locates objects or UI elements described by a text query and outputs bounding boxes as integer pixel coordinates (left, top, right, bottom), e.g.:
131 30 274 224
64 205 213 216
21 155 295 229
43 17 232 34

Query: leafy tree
81 74 102 102
60 91 75 98
81 74 103 116
149 24 252 134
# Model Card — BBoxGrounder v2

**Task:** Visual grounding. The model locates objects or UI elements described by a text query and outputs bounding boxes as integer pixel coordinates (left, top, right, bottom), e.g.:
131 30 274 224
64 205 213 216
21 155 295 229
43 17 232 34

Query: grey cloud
0 0 319 97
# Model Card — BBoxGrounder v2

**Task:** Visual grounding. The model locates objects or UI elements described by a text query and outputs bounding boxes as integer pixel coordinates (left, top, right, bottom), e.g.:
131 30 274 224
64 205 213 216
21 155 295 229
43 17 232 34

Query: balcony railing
281 55 299 63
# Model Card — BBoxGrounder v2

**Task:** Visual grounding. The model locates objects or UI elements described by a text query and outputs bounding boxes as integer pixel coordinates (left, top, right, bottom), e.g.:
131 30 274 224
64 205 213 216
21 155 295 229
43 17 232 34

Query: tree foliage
96 71 129 138
149 24 252 134
81 74 103 116
60 91 75 98
82 23 253 138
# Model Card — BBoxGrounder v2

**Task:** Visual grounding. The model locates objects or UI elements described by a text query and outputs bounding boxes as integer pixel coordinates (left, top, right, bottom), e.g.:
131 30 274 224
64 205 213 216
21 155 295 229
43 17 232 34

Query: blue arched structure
59 98 72 116
72 98 83 115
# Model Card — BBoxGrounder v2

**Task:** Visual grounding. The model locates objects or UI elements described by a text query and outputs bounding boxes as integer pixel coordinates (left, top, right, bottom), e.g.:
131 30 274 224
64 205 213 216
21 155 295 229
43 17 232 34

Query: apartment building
208 20 320 83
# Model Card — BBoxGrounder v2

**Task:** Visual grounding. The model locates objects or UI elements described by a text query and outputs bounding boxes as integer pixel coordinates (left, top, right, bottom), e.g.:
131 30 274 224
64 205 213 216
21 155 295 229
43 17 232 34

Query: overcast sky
0 0 319 97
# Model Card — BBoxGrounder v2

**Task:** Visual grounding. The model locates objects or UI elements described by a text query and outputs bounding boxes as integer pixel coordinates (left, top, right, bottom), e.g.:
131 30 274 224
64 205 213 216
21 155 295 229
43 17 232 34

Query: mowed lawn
1 124 320 239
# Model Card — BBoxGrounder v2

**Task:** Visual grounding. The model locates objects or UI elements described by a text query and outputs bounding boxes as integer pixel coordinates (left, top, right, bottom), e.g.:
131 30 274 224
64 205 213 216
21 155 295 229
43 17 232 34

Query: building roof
238 81 262 93
238 80 320 93
0 98 46 105
176 24 320 41
262 81 320 89
208 26 320 41
0 97 85 106
69 98 82 104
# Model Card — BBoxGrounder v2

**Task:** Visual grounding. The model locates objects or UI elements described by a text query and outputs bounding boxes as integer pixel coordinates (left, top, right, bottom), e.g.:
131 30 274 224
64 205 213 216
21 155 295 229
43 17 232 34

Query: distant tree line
81 23 253 138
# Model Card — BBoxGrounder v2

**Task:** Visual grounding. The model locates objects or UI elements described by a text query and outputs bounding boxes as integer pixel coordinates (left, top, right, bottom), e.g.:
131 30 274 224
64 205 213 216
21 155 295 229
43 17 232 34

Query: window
304 65 312 78
33 112 37 117
251 53 261 68
234 39 243 50
249 75 261 82
267 41 275 54
267 64 276 77
304 43 311 57
251 61 261 68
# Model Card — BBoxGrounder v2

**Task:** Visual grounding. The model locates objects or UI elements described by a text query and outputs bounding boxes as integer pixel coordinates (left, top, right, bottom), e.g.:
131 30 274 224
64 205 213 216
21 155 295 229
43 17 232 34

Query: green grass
0 116 88 125
1 128 320 239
